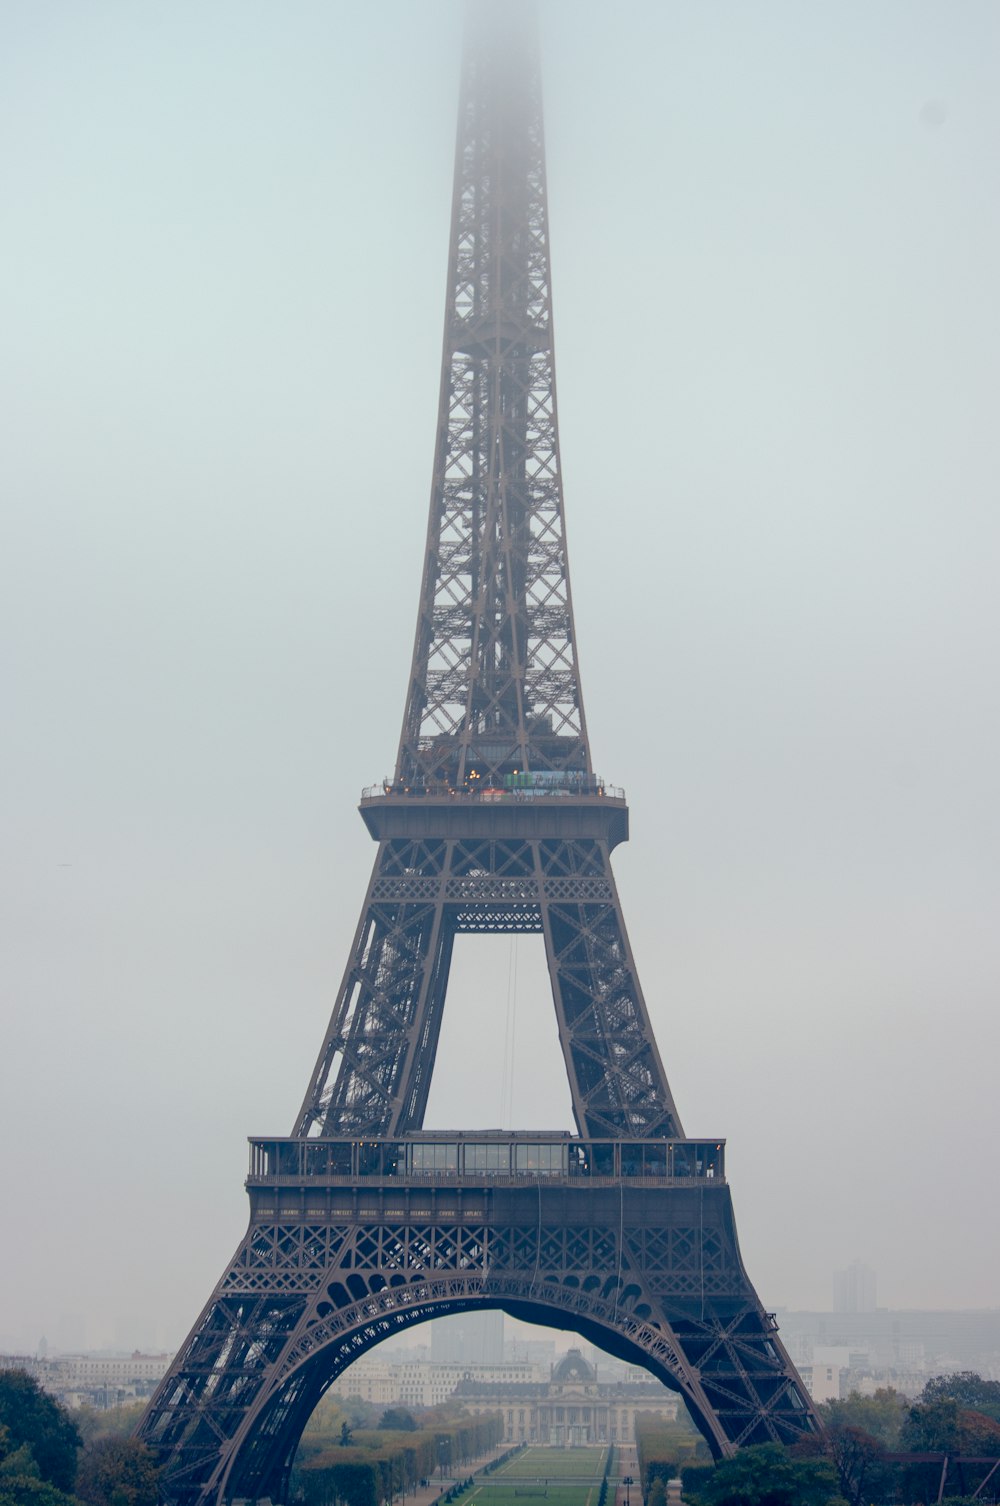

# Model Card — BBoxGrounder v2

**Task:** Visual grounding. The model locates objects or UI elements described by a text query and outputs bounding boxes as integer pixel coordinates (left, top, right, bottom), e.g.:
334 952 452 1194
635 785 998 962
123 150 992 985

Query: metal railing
247 1135 725 1185
361 775 625 803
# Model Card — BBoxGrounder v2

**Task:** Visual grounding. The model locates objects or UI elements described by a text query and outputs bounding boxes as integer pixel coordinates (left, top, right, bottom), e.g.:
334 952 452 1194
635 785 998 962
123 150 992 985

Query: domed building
453 1347 678 1446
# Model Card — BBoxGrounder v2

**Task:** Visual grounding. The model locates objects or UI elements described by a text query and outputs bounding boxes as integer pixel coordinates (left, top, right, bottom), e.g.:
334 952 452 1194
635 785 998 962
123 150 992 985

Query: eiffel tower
138 7 821 1501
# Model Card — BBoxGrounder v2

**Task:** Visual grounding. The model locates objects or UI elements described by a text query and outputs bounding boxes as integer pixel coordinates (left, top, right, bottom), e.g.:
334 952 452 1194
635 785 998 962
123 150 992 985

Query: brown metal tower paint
137 9 821 1501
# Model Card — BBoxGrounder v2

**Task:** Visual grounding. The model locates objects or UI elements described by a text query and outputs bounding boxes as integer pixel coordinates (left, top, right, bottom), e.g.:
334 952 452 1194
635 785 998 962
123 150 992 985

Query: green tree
901 1399 1000 1504
647 1479 667 1506
921 1373 1000 1424
820 1387 906 1447
680 1462 715 1501
300 1458 379 1506
299 1392 380 1454
904 1396 1000 1454
0 1441 82 1505
0 1370 81 1492
634 1407 707 1494
378 1408 417 1432
904 1396 964 1453
685 1442 846 1506
72 1405 147 1447
341 1397 381 1430
340 1420 354 1447
75 1436 159 1506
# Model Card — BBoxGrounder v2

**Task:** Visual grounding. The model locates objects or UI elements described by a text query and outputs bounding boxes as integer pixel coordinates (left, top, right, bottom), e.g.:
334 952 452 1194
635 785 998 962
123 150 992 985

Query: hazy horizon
7 1301 1000 1365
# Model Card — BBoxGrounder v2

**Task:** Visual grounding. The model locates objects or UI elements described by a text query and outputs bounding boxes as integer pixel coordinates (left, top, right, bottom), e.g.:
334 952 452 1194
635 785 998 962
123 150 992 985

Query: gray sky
2 0 998 1357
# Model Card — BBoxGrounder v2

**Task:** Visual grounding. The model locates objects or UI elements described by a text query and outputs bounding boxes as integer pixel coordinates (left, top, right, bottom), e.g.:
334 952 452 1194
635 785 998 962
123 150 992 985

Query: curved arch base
138 1181 820 1504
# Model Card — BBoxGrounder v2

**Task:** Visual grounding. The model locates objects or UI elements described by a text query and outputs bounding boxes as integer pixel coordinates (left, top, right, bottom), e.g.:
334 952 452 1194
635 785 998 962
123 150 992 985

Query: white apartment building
325 1357 401 1406
328 1357 545 1410
1 1352 172 1408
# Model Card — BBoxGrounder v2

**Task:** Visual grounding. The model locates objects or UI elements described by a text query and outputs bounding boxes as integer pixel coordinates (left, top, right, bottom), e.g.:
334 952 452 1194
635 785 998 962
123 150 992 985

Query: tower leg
295 839 456 1139
536 837 683 1138
296 830 685 1143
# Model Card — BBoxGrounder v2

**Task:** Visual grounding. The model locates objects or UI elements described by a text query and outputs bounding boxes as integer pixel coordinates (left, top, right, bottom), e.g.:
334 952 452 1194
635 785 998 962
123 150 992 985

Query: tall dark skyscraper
431 1312 505 1367
834 1262 878 1314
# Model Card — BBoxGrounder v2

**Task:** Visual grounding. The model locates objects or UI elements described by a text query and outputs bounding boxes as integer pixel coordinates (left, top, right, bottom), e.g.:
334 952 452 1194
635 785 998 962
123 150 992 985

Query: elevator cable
699 1184 706 1322
499 936 518 1127
613 1179 624 1326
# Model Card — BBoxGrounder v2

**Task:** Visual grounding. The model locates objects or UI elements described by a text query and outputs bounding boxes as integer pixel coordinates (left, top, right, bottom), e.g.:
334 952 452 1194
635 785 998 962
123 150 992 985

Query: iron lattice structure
399 5 586 794
138 7 821 1502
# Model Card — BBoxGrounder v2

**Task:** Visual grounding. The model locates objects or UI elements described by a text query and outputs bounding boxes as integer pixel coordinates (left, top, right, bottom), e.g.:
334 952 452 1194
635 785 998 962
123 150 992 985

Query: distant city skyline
8 1304 1000 1418
6 1291 999 1367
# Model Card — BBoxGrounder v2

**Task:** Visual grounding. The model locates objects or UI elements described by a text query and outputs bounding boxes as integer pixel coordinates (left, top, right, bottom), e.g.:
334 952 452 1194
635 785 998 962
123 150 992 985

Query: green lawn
498 1449 610 1479
450 1446 612 1506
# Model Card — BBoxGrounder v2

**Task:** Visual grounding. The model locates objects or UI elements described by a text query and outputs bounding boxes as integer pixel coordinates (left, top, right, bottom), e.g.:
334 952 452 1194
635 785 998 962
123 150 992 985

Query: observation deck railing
247 1135 724 1186
361 774 626 803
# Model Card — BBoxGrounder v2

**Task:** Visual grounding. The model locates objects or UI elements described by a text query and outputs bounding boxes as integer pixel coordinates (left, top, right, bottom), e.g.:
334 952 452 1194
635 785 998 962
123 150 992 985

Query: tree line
0 1369 157 1506
0 1370 503 1506
294 1408 504 1506
9 1362 999 1506
634 1372 1000 1506
634 1408 712 1499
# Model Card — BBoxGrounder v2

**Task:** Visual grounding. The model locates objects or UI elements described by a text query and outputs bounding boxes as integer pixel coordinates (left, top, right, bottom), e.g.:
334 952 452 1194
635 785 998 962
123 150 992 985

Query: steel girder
139 1179 818 1506
293 829 682 1141
397 3 587 789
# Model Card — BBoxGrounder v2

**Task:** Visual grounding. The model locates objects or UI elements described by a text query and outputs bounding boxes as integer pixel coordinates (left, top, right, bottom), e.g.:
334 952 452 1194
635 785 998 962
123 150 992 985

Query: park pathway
612 1444 637 1506
398 1443 509 1506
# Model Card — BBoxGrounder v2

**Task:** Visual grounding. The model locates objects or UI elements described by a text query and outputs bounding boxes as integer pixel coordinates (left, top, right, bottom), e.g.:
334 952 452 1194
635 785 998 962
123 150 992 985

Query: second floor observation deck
248 1135 725 1190
359 769 629 847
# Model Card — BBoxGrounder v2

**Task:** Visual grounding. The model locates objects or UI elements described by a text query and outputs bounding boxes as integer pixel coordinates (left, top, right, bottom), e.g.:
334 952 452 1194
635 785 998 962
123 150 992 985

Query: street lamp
623 1475 634 1506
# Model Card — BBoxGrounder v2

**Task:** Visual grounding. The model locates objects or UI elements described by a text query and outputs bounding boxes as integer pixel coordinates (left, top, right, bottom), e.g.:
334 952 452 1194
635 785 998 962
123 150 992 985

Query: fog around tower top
1 0 998 1354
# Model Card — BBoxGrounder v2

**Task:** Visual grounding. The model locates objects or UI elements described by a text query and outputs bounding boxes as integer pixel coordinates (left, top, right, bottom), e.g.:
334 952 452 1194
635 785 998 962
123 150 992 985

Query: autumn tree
72 1405 147 1447
903 1396 1000 1454
824 1424 897 1506
75 1436 159 1506
811 1388 909 1505
901 1397 1000 1503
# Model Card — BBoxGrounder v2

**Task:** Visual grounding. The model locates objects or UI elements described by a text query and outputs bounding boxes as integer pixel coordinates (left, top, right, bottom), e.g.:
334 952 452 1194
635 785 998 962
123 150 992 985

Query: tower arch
212 1288 724 1505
